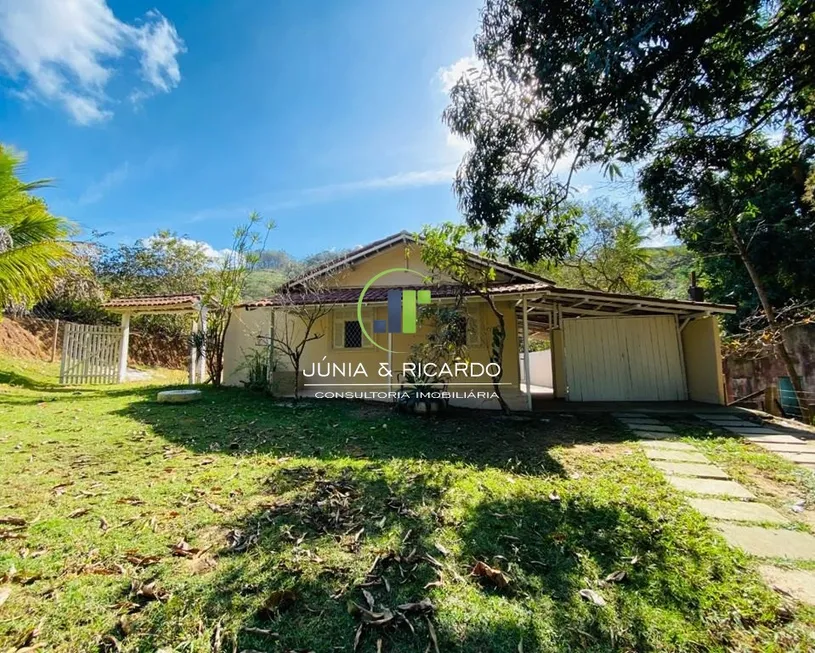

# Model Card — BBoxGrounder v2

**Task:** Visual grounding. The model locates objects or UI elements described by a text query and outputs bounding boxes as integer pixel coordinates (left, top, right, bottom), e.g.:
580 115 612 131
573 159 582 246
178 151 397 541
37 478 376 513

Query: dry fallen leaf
471 561 510 589
579 589 607 606
362 589 375 611
604 570 626 583
434 542 450 556
241 626 279 638
260 589 297 618
68 508 90 519
397 598 434 615
0 586 11 608
0 516 26 526
168 540 201 557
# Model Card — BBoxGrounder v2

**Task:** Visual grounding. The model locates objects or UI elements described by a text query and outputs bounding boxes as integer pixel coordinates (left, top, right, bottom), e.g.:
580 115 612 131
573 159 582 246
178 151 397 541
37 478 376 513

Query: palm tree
0 145 75 309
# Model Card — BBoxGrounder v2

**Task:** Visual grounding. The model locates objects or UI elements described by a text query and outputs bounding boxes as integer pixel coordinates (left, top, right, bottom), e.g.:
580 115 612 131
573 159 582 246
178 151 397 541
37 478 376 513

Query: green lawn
1 356 814 652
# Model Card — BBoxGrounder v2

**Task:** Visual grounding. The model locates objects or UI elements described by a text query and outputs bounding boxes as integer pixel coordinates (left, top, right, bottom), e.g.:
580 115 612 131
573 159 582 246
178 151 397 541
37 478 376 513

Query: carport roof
522 285 735 330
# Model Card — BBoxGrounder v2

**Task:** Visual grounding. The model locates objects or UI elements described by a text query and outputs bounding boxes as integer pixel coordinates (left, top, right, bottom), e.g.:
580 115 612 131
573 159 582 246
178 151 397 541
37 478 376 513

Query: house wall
323 242 515 288
681 316 726 405
222 306 272 387
222 300 522 409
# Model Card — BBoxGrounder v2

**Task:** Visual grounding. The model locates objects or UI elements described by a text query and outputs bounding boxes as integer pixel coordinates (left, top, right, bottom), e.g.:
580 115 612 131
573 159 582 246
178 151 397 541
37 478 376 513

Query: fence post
764 385 781 416
50 319 59 362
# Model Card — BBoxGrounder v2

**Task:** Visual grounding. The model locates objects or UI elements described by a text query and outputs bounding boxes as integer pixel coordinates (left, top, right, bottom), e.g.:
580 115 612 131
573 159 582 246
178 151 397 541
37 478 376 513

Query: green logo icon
357 268 431 353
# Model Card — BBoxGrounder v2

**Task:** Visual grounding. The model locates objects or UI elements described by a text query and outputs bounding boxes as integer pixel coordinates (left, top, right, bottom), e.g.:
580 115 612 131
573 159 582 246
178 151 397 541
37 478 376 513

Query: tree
444 0 814 264
0 145 75 309
545 200 657 295
641 135 815 417
419 223 512 413
96 230 213 297
267 278 333 400
201 212 274 386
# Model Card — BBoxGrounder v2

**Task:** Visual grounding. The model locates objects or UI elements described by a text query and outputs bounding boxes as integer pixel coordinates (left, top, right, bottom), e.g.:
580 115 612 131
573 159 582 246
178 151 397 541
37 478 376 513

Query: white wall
519 350 553 388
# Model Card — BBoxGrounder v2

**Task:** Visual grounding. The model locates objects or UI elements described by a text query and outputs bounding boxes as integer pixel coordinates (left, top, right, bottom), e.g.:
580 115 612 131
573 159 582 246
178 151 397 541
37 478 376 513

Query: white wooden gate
59 322 122 385
562 315 687 401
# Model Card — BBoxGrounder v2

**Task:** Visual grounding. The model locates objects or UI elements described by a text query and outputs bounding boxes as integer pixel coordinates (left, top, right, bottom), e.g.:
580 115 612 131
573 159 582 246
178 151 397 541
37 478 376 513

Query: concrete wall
724 324 815 403
681 316 726 405
519 350 553 388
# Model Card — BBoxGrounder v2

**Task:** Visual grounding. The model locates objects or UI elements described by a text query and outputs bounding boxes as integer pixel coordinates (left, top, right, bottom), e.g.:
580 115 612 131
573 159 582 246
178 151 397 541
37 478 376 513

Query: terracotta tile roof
239 283 549 308
103 294 202 310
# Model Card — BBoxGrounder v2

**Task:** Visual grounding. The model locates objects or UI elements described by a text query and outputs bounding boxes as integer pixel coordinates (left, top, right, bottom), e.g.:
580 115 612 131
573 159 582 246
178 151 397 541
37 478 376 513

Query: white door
562 316 686 401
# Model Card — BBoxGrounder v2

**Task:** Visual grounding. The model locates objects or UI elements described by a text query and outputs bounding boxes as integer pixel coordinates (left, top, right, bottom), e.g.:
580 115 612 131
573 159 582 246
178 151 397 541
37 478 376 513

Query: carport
515 287 736 405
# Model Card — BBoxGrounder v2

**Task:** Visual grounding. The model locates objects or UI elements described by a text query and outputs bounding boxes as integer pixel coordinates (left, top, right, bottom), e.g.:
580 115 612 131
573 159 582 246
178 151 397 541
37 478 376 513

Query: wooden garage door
563 316 686 401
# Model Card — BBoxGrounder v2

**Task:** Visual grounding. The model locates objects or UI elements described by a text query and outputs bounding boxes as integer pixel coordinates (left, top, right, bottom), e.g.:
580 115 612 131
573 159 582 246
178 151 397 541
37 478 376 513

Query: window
333 308 373 349
343 320 362 348
465 308 483 347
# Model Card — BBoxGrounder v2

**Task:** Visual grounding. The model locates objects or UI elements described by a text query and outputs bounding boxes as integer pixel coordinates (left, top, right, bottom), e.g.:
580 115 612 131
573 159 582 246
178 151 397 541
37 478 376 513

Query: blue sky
0 0 662 258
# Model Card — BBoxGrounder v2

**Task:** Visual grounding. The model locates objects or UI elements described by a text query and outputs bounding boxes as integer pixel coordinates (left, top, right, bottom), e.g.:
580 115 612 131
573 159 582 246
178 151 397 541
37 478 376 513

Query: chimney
688 272 705 302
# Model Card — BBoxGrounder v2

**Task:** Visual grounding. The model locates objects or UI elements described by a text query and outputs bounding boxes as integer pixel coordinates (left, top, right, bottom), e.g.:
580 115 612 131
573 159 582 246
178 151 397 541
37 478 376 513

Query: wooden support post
387 332 393 396
51 319 59 362
522 296 532 411
117 313 130 383
197 306 207 382
189 317 198 385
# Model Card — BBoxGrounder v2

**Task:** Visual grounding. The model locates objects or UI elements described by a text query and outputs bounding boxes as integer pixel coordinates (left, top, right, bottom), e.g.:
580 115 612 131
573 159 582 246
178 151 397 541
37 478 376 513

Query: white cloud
79 161 130 205
437 55 480 93
305 167 457 196
0 0 185 125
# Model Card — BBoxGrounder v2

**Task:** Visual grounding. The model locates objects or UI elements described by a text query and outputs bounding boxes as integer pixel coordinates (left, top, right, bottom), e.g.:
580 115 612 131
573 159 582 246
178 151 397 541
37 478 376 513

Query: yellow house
222 231 735 409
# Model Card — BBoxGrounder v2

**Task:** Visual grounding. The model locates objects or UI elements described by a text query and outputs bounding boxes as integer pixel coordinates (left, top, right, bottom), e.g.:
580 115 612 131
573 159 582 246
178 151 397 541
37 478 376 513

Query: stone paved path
695 413 815 472
615 412 815 605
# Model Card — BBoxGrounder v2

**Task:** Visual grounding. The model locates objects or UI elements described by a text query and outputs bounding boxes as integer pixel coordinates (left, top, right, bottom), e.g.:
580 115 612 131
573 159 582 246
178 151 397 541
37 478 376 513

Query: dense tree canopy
543 200 657 295
641 135 815 330
446 0 815 263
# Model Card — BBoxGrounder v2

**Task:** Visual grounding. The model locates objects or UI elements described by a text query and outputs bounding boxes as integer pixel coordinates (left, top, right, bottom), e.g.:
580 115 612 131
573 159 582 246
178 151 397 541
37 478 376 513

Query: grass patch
1 358 814 651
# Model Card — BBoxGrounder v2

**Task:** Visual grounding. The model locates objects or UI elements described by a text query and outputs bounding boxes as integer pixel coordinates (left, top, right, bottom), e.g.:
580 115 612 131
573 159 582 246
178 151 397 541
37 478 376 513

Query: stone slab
746 435 807 445
687 498 788 524
652 461 729 479
726 426 784 435
716 523 815 560
633 430 681 441
759 566 815 606
623 423 674 433
757 443 815 454
694 413 748 420
778 452 815 464
620 417 663 424
645 449 710 463
666 476 755 498
639 440 698 452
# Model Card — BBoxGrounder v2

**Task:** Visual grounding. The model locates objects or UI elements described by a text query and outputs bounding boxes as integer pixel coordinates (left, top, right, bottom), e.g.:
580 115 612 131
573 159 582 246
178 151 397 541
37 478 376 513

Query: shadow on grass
103 462 789 652
109 386 642 475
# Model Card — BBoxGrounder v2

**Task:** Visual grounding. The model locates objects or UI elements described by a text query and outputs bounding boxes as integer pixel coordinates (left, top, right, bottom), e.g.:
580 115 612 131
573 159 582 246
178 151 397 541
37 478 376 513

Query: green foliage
203 212 275 386
641 135 815 331
242 268 286 301
445 0 814 264
544 200 658 295
96 230 214 298
643 246 697 300
418 223 510 412
0 145 75 309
